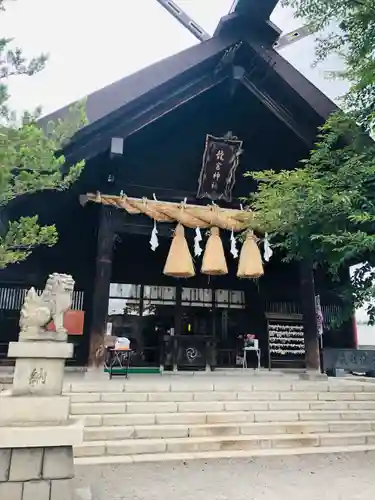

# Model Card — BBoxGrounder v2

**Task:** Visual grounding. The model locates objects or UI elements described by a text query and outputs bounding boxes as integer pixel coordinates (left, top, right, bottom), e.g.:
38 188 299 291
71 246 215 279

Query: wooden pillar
299 260 320 371
173 285 182 371
210 286 217 370
245 281 267 368
88 206 115 367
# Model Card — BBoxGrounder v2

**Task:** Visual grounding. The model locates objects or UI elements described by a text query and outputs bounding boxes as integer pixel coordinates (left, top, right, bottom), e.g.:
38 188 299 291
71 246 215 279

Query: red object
238 334 256 341
47 310 85 336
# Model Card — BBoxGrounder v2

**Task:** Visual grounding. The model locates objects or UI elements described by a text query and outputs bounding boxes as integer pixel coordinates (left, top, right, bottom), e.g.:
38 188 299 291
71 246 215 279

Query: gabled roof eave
39 31 241 136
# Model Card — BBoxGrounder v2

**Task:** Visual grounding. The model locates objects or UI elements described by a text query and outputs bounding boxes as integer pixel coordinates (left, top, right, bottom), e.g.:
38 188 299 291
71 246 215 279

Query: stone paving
75 452 375 500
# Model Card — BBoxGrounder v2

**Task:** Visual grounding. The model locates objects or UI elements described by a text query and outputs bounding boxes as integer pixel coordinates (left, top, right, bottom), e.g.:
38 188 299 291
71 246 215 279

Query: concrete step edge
66 387 375 395
84 420 375 431
74 443 375 465
78 431 375 444
78 411 375 426
69 398 375 404
83 421 375 435
74 409 375 415
65 384 375 394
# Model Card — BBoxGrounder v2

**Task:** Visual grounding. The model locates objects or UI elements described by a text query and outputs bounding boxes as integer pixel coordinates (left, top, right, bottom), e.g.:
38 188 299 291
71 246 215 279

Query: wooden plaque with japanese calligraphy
197 134 243 202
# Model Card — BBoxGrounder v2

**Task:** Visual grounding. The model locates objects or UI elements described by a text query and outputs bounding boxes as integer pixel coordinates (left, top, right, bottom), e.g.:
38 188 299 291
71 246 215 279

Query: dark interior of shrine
0 49 354 366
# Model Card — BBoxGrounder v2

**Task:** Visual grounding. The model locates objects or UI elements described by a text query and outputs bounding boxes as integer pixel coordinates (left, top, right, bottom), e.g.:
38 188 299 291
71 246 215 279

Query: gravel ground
75 452 375 500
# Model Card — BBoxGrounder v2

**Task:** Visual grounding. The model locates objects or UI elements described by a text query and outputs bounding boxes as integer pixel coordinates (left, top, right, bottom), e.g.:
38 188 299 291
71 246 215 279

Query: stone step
74 431 375 458
74 443 375 465
70 400 375 416
83 420 375 441
79 409 375 427
68 378 375 463
66 390 375 403
65 380 375 394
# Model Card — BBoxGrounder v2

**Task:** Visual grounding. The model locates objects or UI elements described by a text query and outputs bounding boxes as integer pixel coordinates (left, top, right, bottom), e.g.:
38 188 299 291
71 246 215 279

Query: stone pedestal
0 445 78 500
8 341 73 397
0 336 83 499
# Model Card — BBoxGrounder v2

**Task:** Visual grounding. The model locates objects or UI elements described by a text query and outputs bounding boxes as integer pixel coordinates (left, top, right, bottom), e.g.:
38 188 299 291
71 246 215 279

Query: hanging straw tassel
237 231 264 279
201 227 228 275
163 223 195 278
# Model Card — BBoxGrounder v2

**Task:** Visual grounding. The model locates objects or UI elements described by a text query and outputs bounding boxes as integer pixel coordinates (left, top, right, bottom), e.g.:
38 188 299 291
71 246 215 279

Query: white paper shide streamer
263 232 273 262
150 220 159 251
194 227 203 257
230 229 238 259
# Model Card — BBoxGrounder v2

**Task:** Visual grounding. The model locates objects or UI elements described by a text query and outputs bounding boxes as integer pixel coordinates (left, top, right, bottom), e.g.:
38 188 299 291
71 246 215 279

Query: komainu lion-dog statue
19 273 75 341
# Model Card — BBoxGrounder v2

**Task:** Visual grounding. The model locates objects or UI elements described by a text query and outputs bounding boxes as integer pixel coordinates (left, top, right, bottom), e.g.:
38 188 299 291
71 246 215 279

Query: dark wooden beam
66 73 228 164
244 38 336 121
115 220 210 240
88 205 116 366
231 0 277 18
234 65 315 146
215 10 280 46
299 260 321 372
117 223 174 238
59 33 244 164
42 33 240 132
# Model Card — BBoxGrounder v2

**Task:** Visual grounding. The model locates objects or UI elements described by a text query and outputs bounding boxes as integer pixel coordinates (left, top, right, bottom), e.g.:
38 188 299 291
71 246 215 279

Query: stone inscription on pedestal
29 368 47 387
8 341 73 397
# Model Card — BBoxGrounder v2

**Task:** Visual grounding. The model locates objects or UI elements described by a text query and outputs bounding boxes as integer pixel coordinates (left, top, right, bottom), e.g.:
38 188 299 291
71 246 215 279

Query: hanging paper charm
263 233 273 262
194 227 203 257
230 229 238 259
150 220 159 251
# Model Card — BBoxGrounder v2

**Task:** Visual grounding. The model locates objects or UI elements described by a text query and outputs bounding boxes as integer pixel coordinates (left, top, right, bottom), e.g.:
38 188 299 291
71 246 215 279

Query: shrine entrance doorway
107 283 254 371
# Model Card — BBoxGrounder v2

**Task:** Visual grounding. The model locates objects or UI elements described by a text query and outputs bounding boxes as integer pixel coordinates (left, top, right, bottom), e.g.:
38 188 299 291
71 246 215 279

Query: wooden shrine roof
39 3 336 166
231 0 278 17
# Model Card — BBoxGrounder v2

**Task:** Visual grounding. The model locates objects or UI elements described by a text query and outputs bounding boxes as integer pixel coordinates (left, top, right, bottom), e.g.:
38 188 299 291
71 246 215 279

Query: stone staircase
64 377 375 464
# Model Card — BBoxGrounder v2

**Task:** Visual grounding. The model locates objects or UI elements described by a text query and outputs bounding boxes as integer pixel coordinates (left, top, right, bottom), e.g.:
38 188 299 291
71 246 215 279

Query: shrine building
0 0 356 372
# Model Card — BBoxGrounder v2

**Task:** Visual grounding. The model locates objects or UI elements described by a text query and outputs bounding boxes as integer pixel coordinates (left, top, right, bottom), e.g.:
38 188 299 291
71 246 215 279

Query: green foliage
249 113 375 265
245 1 375 323
0 0 86 269
0 216 58 267
247 112 375 321
282 0 375 130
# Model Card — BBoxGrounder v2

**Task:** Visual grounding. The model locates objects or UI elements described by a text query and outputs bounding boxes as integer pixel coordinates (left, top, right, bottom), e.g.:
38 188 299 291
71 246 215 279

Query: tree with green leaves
0 0 86 268
283 0 375 130
247 0 375 322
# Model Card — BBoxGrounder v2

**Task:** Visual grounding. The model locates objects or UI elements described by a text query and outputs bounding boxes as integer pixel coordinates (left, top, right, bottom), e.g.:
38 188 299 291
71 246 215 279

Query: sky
2 0 349 116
